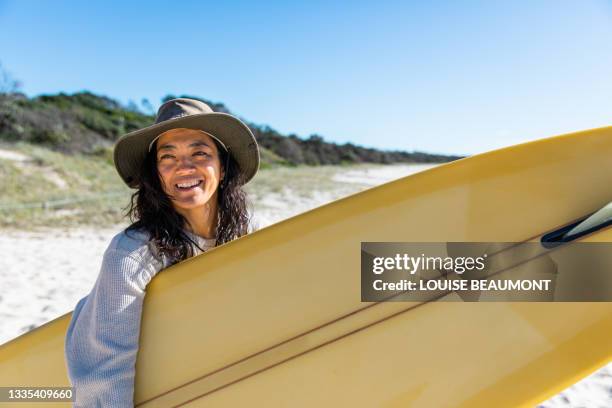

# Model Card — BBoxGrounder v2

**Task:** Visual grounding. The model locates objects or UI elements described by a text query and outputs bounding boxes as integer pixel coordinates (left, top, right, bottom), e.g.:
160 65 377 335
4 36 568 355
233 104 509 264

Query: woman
64 98 260 407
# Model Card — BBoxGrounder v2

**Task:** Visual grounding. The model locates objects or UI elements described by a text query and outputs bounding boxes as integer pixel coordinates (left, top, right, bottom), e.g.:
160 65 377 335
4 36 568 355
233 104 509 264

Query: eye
159 154 175 160
194 151 211 157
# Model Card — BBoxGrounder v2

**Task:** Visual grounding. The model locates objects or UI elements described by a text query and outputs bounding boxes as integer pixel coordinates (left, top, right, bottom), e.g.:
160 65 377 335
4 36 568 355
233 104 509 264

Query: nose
175 155 197 174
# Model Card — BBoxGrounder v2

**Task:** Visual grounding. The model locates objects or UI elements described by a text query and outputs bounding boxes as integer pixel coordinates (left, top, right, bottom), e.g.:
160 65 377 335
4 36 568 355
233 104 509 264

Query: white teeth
176 180 201 188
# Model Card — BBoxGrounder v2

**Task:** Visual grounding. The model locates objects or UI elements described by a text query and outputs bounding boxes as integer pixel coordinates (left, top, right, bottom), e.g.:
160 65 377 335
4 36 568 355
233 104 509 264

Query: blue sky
0 0 611 155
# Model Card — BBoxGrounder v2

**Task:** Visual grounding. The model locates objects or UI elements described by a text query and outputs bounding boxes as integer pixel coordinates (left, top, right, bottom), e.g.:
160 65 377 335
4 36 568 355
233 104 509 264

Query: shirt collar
183 229 217 249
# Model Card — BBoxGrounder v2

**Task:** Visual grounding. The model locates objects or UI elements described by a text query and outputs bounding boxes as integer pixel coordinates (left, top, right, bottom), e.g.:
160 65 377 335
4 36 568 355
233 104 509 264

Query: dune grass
0 143 382 229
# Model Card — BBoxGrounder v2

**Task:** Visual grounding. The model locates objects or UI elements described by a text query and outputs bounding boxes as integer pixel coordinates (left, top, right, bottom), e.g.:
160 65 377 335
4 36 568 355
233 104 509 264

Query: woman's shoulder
100 227 164 288
105 226 155 261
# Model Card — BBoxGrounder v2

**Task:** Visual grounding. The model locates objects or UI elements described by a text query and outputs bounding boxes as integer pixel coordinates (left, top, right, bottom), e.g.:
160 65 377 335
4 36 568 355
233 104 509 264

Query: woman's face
156 128 224 211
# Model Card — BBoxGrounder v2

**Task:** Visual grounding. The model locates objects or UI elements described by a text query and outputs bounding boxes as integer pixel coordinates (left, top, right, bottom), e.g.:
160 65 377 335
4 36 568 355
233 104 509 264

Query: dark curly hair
125 137 251 264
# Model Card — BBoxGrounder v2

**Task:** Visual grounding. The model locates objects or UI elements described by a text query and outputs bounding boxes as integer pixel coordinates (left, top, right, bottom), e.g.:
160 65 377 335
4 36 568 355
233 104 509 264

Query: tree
140 98 154 115
0 62 22 94
0 61 23 103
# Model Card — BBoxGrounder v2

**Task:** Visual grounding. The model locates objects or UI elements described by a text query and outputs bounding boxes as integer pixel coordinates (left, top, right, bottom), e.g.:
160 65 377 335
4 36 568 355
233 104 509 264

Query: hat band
148 129 229 153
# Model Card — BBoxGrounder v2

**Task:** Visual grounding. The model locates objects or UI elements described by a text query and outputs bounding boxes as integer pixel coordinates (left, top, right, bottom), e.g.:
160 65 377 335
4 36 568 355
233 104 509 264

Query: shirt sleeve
64 248 156 408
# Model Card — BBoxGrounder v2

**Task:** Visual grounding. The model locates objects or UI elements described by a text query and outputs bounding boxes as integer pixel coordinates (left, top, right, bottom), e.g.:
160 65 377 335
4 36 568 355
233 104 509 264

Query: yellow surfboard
1 126 612 407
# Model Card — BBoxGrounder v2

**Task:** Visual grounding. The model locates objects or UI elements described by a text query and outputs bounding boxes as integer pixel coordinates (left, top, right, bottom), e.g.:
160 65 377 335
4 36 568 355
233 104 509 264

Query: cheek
157 166 173 191
201 162 222 180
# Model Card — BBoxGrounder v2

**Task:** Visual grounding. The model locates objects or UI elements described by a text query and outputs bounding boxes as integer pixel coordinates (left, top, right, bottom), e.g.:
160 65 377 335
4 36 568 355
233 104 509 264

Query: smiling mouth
175 180 203 191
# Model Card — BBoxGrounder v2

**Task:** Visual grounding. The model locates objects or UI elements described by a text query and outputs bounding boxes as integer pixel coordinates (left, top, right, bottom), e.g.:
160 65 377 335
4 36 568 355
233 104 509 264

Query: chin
173 196 215 211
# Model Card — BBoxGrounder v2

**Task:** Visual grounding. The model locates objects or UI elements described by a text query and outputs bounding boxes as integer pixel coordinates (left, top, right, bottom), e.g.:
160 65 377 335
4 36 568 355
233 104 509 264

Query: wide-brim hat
113 98 259 188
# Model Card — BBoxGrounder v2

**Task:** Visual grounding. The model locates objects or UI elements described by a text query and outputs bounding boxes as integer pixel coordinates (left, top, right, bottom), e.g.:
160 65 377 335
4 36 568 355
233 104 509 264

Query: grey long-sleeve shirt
64 228 216 407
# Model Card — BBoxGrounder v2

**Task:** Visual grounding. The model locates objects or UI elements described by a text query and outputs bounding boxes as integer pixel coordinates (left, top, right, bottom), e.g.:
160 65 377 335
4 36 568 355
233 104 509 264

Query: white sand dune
0 163 609 407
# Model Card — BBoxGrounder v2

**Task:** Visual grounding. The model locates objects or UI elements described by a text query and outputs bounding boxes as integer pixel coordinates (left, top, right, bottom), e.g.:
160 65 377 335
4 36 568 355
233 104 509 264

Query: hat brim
113 112 259 188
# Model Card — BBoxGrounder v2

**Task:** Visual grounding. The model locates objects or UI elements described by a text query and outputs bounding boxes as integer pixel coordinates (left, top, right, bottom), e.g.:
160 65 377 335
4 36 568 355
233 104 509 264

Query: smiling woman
126 126 251 262
154 129 229 239
64 98 260 407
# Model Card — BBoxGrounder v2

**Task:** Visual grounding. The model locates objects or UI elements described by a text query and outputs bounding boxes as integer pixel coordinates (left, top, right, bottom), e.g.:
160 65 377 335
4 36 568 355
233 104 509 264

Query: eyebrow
157 141 212 151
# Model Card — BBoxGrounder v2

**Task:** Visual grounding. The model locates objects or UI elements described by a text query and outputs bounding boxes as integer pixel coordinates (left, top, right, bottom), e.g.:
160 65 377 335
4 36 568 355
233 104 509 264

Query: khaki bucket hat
113 98 259 188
